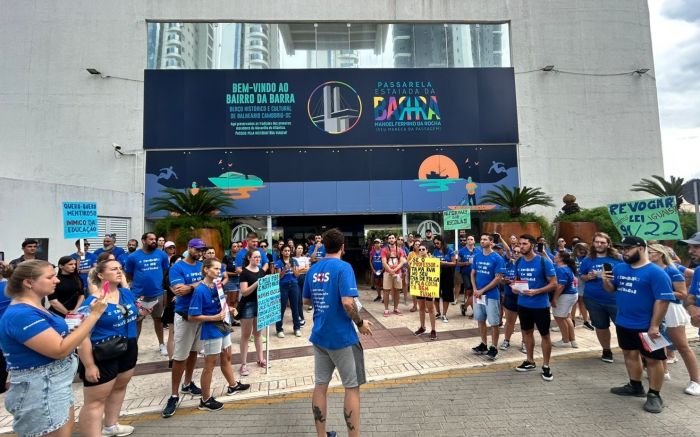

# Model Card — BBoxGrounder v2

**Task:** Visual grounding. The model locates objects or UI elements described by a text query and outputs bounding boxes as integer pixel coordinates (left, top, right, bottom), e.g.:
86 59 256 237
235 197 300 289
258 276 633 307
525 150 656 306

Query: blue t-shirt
0 281 10 318
503 260 517 298
611 263 674 330
675 263 687 274
579 256 622 305
275 258 297 284
662 265 685 304
432 248 455 263
95 246 126 259
515 255 556 308
80 288 138 342
472 250 505 299
169 260 204 313
234 247 268 269
0 304 69 370
124 249 170 298
189 283 226 340
690 268 700 298
71 252 97 291
556 265 577 295
370 248 383 271
458 246 478 276
303 258 359 350
308 244 327 260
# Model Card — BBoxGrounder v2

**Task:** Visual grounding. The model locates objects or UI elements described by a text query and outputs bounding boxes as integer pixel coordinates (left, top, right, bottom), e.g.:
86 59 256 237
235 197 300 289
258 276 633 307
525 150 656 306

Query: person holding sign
602 237 675 413
381 234 406 317
470 233 504 360
412 244 438 340
238 250 267 375
432 235 456 323
188 259 250 412
275 246 302 338
302 228 372 437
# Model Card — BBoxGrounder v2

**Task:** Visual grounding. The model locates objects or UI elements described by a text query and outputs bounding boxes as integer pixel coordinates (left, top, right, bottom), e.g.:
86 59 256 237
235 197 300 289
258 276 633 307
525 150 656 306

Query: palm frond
148 187 234 216
631 175 684 210
481 185 554 217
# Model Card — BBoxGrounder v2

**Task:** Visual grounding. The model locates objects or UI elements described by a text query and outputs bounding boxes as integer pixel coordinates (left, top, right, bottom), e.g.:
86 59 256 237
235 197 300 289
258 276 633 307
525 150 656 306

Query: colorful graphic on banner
409 257 441 298
144 68 518 149
443 209 472 231
607 196 683 240
62 202 98 239
257 274 281 331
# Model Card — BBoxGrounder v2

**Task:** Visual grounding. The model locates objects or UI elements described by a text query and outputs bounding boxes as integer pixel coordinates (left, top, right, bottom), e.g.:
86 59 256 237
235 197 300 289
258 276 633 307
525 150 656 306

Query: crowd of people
0 227 699 436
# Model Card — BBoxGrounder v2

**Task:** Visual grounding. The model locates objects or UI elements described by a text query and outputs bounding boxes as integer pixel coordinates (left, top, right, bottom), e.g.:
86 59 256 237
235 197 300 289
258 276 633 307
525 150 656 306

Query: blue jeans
276 280 301 332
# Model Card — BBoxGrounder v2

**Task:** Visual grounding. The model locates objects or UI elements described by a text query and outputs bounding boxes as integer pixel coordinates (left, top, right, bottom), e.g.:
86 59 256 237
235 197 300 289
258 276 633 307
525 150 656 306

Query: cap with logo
615 236 646 248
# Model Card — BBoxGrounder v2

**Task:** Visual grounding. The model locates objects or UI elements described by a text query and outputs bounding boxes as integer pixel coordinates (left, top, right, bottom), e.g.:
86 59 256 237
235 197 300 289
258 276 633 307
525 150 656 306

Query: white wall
0 0 663 246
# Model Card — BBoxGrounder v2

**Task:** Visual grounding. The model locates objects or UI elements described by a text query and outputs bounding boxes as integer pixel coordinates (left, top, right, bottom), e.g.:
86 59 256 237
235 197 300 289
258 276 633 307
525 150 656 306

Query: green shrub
484 212 554 242
555 207 621 241
154 216 232 248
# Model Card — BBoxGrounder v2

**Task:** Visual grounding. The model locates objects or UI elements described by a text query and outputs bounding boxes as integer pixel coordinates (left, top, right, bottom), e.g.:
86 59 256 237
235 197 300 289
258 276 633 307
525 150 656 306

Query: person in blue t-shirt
188 259 249 411
72 238 98 294
602 237 675 413
117 239 138 267
302 228 372 437
0 260 107 437
551 252 579 349
470 233 505 360
368 239 384 302
512 234 557 381
94 233 126 260
682 233 700 329
432 235 455 322
275 246 302 337
457 235 478 316
234 231 269 273
162 238 206 419
579 232 623 363
308 233 327 264
124 232 171 352
570 243 594 331
499 245 521 351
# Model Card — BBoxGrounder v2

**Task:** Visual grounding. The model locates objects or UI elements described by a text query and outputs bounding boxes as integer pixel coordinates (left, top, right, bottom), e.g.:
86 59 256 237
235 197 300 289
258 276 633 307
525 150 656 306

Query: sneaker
664 372 671 381
102 423 135 436
372 296 382 302
684 381 700 396
159 344 168 357
551 326 560 332
601 349 614 363
515 361 536 372
520 342 527 354
583 321 595 331
277 331 285 338
451 300 457 305
414 327 426 336
552 340 571 348
227 381 251 395
161 396 180 418
472 342 488 355
570 340 579 348
198 397 224 412
180 381 202 395
442 315 449 323
306 305 313 312
383 310 390 317
666 356 678 364
429 330 437 341
294 330 302 337
541 366 553 381
327 432 338 437
499 340 510 351
239 364 250 376
486 346 498 361
610 383 646 397
299 319 306 327
643 392 663 413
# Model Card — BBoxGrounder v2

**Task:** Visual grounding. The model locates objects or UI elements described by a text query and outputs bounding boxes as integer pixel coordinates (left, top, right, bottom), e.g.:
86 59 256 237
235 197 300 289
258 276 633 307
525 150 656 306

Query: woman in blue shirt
0 260 107 437
77 259 144 437
188 259 250 411
432 235 456 323
275 246 302 338
551 252 579 348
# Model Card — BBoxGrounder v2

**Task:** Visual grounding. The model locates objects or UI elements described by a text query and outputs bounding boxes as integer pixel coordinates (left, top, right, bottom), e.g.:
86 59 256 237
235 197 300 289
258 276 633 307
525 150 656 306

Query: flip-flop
409 307 418 312
257 360 269 368
393 309 403 316
383 310 390 317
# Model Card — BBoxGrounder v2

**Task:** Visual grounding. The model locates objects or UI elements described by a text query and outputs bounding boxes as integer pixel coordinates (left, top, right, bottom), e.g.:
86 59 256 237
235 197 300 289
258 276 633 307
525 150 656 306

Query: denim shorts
238 300 258 319
224 276 240 293
583 297 617 329
6 354 78 437
473 296 501 326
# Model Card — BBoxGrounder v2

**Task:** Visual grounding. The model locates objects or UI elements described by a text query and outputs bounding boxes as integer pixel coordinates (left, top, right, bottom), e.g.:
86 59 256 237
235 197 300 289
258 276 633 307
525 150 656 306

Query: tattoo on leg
344 408 355 430
312 405 325 423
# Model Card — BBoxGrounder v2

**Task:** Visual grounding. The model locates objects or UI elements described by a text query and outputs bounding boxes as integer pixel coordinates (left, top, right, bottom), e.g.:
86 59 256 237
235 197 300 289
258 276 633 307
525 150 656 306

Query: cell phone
602 263 613 273
536 243 544 253
102 281 110 298
492 234 501 244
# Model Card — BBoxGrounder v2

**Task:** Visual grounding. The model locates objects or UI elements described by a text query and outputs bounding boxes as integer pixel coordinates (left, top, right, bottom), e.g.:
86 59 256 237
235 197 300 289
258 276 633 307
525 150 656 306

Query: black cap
615 236 646 248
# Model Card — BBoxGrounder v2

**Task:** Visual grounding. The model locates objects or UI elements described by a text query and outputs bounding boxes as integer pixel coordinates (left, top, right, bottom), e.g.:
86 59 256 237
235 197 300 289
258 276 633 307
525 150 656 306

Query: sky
649 0 700 181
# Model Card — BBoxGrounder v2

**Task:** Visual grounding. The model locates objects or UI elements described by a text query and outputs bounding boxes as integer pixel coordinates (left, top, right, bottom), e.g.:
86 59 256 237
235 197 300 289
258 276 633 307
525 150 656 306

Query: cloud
661 0 700 23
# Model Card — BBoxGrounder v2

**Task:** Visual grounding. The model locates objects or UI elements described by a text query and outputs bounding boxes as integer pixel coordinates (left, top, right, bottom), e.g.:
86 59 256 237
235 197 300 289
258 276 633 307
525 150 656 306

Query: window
87 217 131 250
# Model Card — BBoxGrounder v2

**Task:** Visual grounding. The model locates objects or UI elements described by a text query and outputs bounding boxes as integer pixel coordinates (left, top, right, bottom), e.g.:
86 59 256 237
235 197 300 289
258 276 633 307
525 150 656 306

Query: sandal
393 308 403 316
383 310 390 317
239 364 250 376
257 360 268 368
409 307 418 312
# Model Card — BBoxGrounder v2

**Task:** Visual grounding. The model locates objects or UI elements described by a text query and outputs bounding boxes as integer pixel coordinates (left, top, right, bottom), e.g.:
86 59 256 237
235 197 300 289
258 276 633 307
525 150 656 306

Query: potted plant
554 194 599 244
480 185 554 239
149 187 234 257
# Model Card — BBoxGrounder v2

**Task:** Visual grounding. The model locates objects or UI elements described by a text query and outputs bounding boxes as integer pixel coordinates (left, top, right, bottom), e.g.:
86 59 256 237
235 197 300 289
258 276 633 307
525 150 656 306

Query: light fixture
86 68 102 75
541 65 555 72
635 68 650 75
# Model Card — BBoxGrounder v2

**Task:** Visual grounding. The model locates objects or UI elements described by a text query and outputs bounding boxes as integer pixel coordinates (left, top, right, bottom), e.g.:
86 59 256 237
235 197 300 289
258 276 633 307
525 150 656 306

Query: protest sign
443 209 471 231
62 202 98 239
409 257 441 298
607 196 683 240
256 273 281 331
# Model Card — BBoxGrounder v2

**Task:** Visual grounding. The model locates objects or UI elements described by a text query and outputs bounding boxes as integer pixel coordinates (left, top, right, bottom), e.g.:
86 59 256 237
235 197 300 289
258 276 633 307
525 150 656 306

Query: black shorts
439 267 454 301
503 293 519 312
517 306 551 336
161 303 175 326
79 338 138 386
615 325 667 360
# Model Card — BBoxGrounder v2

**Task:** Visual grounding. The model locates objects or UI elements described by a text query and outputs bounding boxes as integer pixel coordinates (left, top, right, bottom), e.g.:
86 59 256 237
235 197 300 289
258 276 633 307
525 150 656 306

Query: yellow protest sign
409 257 441 298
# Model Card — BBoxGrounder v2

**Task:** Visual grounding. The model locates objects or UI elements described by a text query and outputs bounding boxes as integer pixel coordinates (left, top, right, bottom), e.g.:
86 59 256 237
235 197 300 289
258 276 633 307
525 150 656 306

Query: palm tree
631 175 684 210
481 185 554 217
148 187 234 217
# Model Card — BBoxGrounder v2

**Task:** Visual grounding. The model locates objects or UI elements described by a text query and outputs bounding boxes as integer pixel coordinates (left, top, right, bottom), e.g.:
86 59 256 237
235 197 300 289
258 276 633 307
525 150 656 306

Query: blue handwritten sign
256 273 281 331
62 202 98 239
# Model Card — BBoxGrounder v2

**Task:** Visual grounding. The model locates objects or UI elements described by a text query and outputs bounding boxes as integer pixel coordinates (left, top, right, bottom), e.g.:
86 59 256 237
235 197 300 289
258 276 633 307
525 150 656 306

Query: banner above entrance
143 68 518 149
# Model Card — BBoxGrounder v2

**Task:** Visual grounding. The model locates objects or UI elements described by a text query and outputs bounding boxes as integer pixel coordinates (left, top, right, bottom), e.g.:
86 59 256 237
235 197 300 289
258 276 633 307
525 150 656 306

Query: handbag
213 320 234 335
92 336 128 362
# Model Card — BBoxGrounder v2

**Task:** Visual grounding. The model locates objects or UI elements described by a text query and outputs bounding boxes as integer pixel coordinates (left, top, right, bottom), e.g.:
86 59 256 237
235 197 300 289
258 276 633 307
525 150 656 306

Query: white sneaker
664 372 671 381
552 340 570 348
667 356 679 364
159 344 168 356
102 423 134 437
570 341 579 348
442 315 449 323
685 381 700 396
294 330 301 337
277 331 285 338
551 326 560 332
520 342 527 354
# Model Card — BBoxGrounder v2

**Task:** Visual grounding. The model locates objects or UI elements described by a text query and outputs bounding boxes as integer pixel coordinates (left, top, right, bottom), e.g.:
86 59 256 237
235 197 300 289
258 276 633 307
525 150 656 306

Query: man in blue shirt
602 236 674 413
470 233 504 360
234 232 269 273
124 232 170 354
308 233 327 264
303 228 372 437
681 232 700 329
71 239 97 293
117 239 138 266
458 235 478 317
94 233 126 259
579 232 623 363
513 234 557 381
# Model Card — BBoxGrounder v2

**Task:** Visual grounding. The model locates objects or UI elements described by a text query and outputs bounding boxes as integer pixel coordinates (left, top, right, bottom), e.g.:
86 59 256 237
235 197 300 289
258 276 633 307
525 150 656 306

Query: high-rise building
156 23 216 69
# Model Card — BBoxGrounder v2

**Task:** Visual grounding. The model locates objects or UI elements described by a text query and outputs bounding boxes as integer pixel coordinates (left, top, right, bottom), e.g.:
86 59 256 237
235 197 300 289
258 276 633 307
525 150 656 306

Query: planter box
482 222 543 239
556 221 598 246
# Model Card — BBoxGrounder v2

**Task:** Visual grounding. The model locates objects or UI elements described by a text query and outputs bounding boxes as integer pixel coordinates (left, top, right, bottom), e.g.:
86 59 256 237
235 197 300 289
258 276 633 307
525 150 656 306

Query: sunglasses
419 248 427 251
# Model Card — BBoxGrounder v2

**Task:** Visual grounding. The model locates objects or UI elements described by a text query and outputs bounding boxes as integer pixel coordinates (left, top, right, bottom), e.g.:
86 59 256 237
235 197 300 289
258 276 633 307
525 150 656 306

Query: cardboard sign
62 202 98 239
607 196 683 240
409 257 441 298
256 273 281 331
443 209 471 231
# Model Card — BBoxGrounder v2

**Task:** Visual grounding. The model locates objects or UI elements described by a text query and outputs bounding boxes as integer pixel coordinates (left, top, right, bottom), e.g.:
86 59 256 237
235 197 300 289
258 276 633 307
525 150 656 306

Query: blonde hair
5 260 53 298
647 243 673 267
